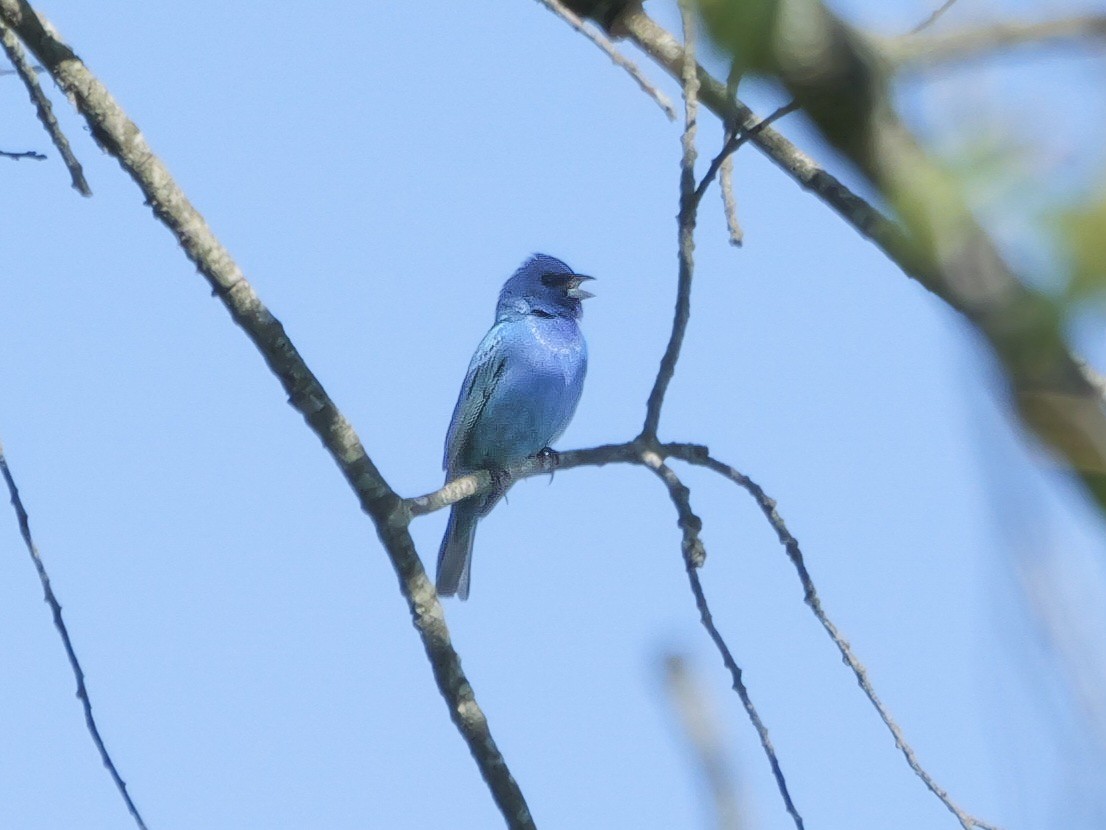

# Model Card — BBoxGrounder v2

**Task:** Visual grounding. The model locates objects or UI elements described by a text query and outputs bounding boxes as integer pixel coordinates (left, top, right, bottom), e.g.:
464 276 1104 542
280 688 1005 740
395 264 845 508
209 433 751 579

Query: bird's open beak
566 274 596 300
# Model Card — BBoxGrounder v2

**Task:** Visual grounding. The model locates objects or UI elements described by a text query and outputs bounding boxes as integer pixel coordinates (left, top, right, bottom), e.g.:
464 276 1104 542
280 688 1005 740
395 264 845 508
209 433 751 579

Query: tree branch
1 147 45 159
641 0 699 441
886 15 1106 68
643 452 804 830
693 101 800 208
0 2 534 826
0 441 148 830
533 0 676 120
619 3 1106 511
909 0 963 35
618 7 923 286
682 450 1000 830
411 434 995 827
406 440 648 517
0 19 89 195
718 149 742 246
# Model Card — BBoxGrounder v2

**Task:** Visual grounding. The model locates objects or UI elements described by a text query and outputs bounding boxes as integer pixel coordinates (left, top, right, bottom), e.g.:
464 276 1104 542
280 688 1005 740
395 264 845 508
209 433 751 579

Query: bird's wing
443 322 510 474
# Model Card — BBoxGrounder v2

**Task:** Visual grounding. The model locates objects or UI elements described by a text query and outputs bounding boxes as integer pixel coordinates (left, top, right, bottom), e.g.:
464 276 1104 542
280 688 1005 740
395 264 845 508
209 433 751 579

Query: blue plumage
437 254 594 600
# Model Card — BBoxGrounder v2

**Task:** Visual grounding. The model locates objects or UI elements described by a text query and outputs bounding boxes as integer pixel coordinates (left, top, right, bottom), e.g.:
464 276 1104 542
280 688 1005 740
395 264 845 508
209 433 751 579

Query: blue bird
437 254 594 600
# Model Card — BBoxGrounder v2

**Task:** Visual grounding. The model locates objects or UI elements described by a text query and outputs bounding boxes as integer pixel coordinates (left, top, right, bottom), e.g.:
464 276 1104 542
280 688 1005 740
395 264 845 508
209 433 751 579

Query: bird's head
496 253 595 321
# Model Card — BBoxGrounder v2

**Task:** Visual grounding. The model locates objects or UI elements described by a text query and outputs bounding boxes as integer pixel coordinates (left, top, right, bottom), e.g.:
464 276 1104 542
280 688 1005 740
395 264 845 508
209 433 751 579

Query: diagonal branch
0 2 534 826
909 0 963 35
0 19 89 195
886 15 1106 68
683 450 1000 830
692 100 800 208
643 452 805 830
617 7 925 290
533 0 676 120
413 436 997 829
0 441 148 830
619 4 1106 511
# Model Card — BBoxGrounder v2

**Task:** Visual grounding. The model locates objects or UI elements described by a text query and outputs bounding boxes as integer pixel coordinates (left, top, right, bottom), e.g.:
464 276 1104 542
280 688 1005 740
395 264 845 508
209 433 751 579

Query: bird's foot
535 447 559 483
489 467 512 501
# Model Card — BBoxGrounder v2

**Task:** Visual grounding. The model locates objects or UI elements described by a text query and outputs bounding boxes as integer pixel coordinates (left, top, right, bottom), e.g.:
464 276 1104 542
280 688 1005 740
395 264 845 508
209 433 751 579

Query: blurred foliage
1058 186 1106 306
696 0 781 77
693 0 1106 504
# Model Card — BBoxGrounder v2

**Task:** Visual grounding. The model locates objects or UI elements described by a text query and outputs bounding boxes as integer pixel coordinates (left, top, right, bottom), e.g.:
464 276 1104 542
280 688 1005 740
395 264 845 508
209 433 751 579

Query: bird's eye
541 272 573 288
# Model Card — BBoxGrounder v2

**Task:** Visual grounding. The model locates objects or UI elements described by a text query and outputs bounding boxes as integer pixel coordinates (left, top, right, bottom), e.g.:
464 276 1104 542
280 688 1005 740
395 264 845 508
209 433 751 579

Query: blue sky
2 1 1105 828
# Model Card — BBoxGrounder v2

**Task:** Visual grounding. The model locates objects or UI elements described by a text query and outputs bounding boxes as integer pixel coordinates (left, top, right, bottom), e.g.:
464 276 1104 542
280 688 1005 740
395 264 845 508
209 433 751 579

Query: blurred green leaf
698 0 782 79
1058 188 1106 304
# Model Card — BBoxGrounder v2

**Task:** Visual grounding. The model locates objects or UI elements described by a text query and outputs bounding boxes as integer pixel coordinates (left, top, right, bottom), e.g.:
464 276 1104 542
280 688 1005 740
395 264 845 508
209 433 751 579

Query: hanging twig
683 451 1001 830
0 441 148 830
645 453 805 830
533 0 676 120
0 19 89 194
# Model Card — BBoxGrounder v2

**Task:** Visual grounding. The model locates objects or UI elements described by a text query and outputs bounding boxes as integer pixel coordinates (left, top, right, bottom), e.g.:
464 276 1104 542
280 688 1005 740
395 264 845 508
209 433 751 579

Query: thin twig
1 147 45 159
534 0 676 120
641 0 698 441
0 2 534 826
910 0 962 35
642 452 706 567
886 15 1106 68
718 70 744 246
693 101 800 207
618 8 931 291
0 441 148 830
685 450 1001 830
644 453 805 830
0 20 89 195
719 150 742 246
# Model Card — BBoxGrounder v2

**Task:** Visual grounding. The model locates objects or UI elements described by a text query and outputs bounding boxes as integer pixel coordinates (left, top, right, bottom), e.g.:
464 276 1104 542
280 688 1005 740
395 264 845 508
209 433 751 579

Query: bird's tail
436 505 478 601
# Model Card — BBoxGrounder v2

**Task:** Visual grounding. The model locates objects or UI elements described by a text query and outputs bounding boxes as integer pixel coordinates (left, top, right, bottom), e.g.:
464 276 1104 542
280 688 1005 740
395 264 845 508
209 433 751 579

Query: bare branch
684 450 1000 830
641 0 698 441
533 0 676 120
1 147 44 159
623 4 1106 511
642 450 706 567
406 440 646 516
0 2 535 825
0 20 89 195
644 451 805 830
887 15 1106 68
909 0 963 35
0 441 148 830
415 431 998 829
719 151 742 246
618 8 928 296
718 68 744 246
693 101 800 208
